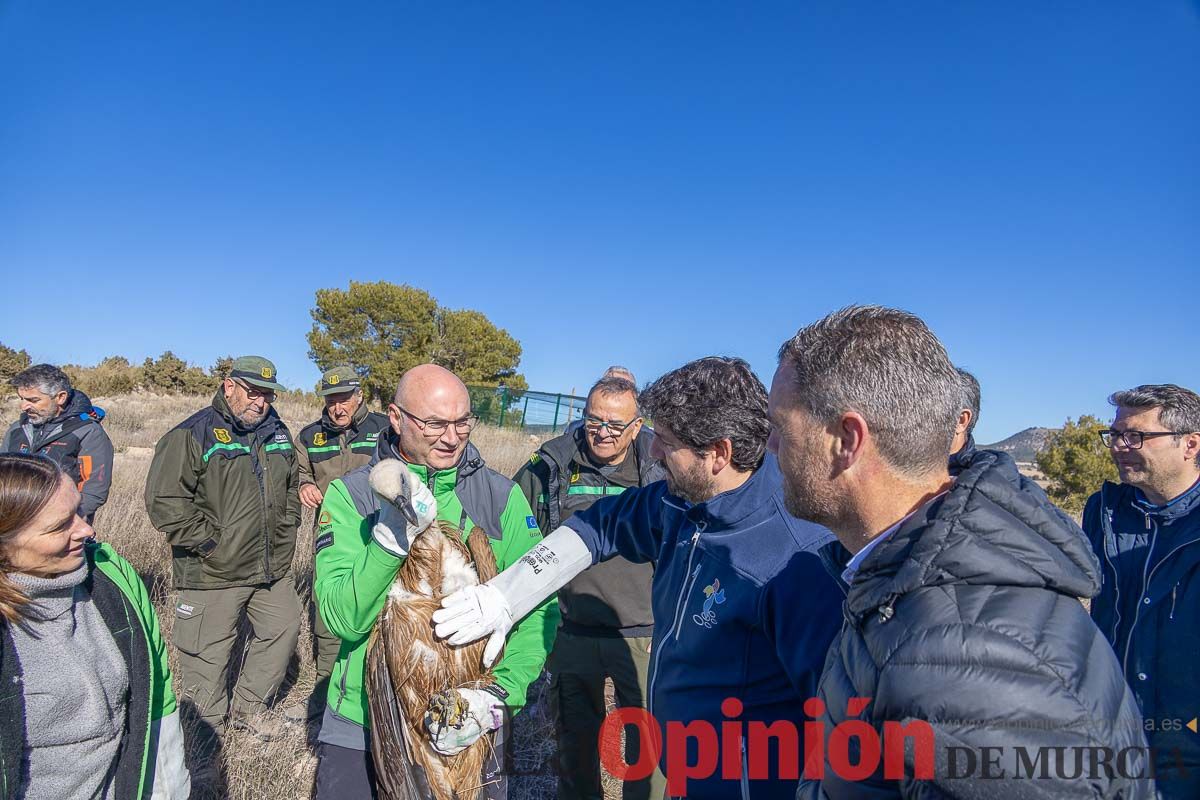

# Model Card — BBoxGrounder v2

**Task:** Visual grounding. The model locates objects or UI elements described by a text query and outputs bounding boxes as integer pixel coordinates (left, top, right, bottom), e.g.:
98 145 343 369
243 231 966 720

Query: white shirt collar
841 518 906 586
840 490 950 586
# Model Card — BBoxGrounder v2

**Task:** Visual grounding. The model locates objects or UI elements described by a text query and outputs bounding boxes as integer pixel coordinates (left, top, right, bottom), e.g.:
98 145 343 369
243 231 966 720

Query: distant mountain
981 427 1055 463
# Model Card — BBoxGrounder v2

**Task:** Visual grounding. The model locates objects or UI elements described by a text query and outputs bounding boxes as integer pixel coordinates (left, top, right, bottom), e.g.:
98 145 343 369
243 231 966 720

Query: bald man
312 364 559 799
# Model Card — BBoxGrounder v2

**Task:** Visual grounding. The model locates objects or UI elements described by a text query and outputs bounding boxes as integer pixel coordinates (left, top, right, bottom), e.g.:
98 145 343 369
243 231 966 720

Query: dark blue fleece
565 454 842 800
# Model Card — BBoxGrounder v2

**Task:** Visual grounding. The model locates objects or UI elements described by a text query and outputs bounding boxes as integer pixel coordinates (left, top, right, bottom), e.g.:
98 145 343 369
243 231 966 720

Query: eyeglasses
394 404 477 437
583 415 641 435
1099 429 1185 449
235 381 275 403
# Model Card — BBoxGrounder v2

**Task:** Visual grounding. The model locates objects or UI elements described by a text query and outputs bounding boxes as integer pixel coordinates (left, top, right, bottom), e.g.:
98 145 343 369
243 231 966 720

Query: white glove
368 460 437 558
425 686 506 756
434 584 512 667
432 525 594 667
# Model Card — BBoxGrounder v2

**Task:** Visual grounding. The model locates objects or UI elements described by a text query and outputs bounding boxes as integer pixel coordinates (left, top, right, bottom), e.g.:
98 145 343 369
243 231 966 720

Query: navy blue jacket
565 454 842 800
1084 477 1200 799
799 450 1151 799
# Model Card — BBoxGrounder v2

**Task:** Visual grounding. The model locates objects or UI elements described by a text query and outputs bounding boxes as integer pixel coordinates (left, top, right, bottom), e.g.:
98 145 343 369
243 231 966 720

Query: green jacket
0 543 186 799
296 402 390 495
314 435 559 742
145 390 301 589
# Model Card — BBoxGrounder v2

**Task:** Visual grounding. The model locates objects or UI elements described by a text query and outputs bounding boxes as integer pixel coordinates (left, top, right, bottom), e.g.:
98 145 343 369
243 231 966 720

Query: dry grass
0 392 577 800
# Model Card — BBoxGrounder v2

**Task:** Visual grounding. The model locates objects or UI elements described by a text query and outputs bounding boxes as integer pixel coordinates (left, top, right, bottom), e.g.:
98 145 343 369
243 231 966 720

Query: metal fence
467 385 588 434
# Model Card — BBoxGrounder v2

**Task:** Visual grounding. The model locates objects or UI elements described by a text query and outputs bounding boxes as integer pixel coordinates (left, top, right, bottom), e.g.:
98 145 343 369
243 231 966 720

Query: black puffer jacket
800 450 1153 799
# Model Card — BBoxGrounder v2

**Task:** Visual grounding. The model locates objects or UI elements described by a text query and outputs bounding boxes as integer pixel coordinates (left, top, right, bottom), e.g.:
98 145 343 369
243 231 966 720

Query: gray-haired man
4 363 114 522
768 305 1150 798
1085 384 1200 799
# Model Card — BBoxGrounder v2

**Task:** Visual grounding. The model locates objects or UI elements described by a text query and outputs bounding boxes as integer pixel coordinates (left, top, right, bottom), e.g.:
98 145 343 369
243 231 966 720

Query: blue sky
1 1 1196 444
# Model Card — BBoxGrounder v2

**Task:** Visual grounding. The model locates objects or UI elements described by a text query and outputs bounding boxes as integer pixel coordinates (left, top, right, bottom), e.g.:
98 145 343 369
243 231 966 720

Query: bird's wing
366 627 436 800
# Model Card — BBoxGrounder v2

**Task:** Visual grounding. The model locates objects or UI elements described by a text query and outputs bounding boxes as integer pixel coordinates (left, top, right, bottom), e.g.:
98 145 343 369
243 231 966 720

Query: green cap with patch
229 355 285 392
318 365 362 396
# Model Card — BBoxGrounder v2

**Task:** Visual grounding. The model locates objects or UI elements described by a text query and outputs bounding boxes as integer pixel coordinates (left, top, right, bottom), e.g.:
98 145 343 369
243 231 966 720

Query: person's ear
387 403 403 435
1182 432 1200 466
831 412 869 472
709 438 734 475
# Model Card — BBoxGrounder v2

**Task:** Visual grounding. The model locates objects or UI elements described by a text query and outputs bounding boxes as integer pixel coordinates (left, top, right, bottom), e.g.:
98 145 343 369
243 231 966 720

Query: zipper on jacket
249 433 271 580
1121 510 1157 675
648 518 705 719
740 735 750 800
1101 507 1122 644
672 525 706 642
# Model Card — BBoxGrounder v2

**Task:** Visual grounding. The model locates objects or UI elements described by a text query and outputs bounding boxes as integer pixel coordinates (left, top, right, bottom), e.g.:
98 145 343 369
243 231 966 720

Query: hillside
982 426 1054 463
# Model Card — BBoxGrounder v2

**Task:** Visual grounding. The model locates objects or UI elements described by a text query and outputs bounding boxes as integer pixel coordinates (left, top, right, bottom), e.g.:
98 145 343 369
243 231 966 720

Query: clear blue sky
2 1 1196 444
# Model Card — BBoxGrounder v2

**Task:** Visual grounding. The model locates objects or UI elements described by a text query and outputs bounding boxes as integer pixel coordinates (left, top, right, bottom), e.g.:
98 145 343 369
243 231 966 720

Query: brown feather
367 520 503 800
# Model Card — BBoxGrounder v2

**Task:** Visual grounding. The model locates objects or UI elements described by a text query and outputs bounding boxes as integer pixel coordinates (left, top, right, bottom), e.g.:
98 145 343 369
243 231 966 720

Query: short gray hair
1109 384 1200 466
640 356 768 472
588 376 640 412
11 364 71 398
777 305 960 476
957 367 981 437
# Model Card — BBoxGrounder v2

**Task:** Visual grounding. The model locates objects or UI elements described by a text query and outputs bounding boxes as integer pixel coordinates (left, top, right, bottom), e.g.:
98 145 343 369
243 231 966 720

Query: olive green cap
229 355 285 392
318 365 363 396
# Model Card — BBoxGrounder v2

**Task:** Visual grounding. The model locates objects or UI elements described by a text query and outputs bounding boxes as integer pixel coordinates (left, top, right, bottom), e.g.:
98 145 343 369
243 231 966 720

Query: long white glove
425 686 507 756
432 525 594 666
368 460 438 558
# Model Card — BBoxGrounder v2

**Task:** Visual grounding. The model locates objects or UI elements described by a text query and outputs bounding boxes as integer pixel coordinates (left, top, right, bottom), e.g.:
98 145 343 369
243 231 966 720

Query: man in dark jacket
768 305 1152 798
4 363 113 521
145 356 302 745
287 365 390 725
434 357 843 800
1085 384 1200 799
948 366 980 475
513 375 666 800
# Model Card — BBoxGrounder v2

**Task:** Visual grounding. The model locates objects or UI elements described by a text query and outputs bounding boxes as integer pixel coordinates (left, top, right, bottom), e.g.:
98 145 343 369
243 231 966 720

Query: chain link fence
467 385 588 434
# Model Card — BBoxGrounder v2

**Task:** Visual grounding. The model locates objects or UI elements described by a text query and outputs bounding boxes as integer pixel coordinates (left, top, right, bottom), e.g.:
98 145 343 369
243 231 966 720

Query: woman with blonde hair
0 453 189 799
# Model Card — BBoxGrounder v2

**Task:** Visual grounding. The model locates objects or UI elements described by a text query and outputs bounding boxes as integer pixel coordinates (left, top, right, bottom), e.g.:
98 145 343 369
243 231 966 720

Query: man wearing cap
145 356 303 748
286 365 389 725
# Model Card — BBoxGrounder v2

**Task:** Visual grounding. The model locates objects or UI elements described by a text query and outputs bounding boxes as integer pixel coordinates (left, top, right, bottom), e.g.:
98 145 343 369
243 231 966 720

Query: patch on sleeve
526 515 538 530
315 531 335 553
317 510 332 529
529 453 540 464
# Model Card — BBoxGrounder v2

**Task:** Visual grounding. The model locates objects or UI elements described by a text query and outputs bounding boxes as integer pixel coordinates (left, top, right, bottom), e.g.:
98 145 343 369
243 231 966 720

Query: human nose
73 515 94 543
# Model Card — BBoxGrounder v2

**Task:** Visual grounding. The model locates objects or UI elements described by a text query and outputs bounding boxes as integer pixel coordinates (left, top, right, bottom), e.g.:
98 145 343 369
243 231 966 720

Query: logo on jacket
214 428 232 444
692 579 726 628
314 432 327 447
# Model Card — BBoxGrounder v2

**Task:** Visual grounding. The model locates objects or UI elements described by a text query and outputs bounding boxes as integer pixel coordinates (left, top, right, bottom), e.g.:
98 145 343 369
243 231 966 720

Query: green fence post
498 387 508 427
552 393 562 433
521 394 530 432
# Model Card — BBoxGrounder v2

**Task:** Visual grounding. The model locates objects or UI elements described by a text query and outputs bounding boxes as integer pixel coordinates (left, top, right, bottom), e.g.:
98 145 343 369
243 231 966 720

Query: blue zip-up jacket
1084 477 1200 799
564 454 842 800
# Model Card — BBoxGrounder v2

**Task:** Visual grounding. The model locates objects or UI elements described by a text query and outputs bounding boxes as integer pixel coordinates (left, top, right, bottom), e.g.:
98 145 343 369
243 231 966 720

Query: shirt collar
841 490 950 586
842 518 906 586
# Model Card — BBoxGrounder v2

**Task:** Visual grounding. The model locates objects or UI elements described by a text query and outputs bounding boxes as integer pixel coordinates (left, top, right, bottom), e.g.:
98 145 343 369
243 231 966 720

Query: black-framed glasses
583 415 641 435
1099 429 1184 449
394 404 477 437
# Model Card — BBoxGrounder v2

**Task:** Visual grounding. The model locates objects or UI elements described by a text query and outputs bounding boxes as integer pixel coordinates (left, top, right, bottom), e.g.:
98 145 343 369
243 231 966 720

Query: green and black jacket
0 543 186 799
313 433 560 749
296 402 389 495
513 427 664 637
144 390 301 590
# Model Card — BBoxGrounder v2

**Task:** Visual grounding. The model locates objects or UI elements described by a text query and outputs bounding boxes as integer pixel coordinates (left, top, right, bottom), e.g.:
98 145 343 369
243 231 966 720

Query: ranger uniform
292 366 389 721
144 356 301 740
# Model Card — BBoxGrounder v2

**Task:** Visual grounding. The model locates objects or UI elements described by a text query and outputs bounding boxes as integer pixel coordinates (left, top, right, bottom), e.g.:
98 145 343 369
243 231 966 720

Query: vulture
365 464 504 800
